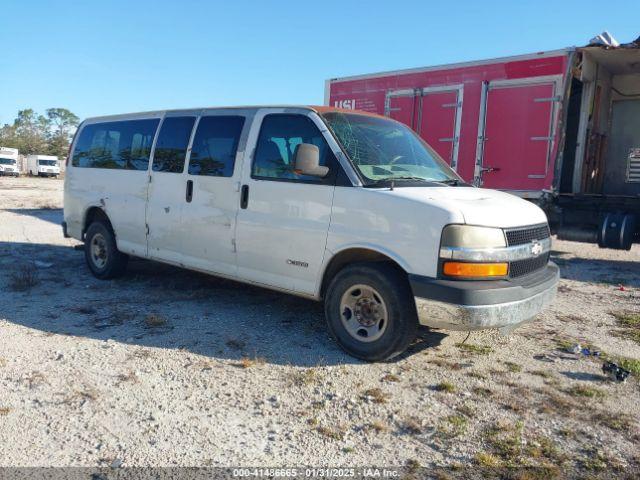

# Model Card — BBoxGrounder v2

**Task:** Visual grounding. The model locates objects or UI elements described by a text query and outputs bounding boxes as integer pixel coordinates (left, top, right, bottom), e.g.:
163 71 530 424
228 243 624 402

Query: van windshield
38 160 58 166
0 158 16 165
321 112 463 187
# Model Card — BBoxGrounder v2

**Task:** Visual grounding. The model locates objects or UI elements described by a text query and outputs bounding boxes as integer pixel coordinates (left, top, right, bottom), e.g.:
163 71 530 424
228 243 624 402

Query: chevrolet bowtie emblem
531 242 543 256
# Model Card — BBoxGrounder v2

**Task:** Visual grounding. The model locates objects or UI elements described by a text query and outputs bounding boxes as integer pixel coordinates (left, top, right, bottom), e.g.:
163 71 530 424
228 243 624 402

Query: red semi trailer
326 35 640 249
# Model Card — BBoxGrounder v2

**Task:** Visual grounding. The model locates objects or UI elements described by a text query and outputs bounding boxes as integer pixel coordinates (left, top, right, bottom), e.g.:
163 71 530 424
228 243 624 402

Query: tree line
0 108 80 158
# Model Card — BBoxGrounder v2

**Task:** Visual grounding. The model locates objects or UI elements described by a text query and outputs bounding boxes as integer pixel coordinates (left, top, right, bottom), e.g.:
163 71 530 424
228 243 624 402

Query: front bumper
0 170 19 176
410 263 559 332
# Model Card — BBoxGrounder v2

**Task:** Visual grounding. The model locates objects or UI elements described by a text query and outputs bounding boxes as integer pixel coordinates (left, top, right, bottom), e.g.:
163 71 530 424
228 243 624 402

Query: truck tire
324 263 418 361
84 221 128 279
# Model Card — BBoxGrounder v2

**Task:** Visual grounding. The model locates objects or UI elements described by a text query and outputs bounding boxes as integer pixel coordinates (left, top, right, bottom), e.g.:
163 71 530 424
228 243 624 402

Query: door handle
240 184 249 209
480 166 500 174
186 180 193 202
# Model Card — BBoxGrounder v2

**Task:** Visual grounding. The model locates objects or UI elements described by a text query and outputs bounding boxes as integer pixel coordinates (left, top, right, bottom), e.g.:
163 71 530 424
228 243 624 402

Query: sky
1 0 638 124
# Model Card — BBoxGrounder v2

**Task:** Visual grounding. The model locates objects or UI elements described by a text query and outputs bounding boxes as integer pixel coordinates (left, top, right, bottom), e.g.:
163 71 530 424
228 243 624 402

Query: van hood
385 186 548 228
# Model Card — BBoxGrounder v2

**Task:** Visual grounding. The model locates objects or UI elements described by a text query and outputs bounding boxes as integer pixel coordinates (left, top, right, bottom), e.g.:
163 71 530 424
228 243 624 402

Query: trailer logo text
334 99 356 110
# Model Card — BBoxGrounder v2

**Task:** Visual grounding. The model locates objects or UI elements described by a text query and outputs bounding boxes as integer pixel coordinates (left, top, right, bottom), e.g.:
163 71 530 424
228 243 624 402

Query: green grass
479 420 565 470
472 386 493 397
616 357 640 376
442 414 468 437
434 381 456 393
456 343 493 355
565 385 605 398
475 452 502 467
504 362 522 373
592 411 633 432
610 311 640 344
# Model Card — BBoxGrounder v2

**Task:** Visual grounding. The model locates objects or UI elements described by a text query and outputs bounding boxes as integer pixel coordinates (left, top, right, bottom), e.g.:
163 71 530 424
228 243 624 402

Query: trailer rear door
476 77 560 190
386 89 417 129
418 86 463 170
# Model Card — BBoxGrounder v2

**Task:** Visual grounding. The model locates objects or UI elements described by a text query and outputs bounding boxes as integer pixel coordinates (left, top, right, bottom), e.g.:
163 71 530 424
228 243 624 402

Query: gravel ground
0 176 639 473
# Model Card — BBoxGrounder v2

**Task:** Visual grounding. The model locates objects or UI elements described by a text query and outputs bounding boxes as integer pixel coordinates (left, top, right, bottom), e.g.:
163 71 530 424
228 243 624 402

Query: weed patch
456 343 493 355
9 265 39 291
365 420 388 433
504 362 522 373
400 417 423 434
472 386 493 397
225 338 246 350
381 373 400 382
316 425 345 441
361 387 389 404
290 368 322 387
565 384 605 398
610 311 640 344
144 313 168 328
434 381 456 393
236 356 266 369
438 414 468 437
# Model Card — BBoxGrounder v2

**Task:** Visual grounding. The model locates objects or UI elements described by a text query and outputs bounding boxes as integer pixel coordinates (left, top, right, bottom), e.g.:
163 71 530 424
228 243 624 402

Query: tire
84 221 128 279
324 262 418 361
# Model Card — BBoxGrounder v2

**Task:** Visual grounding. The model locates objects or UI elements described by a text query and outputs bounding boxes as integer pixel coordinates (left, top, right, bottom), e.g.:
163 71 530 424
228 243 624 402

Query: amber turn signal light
443 262 508 278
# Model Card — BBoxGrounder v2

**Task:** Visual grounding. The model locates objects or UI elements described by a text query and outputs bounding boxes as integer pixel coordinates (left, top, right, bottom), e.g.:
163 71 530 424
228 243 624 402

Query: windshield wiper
367 176 430 185
436 178 468 186
365 176 442 189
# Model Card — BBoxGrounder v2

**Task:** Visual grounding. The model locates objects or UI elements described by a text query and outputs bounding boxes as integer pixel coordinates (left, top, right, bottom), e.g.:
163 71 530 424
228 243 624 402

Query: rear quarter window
72 119 160 170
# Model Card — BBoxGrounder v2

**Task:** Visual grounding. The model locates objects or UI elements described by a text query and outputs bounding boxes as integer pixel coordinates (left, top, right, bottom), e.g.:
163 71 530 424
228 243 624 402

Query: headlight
440 225 507 279
440 225 506 249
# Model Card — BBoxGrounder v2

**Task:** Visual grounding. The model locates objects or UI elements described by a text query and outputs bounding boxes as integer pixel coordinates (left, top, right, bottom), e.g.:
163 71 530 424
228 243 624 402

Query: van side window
188 116 245 177
252 114 336 183
72 119 159 170
152 116 196 173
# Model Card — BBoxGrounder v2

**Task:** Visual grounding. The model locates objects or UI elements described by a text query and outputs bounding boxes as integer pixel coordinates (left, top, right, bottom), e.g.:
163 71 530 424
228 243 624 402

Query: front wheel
84 221 128 279
324 263 418 361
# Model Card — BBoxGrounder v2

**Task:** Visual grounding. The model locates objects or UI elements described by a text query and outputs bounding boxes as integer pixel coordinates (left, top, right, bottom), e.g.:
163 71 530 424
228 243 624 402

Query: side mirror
293 143 329 177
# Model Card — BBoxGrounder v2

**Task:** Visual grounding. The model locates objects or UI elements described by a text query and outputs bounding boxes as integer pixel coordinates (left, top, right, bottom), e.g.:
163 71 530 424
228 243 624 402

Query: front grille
505 224 550 246
509 252 550 278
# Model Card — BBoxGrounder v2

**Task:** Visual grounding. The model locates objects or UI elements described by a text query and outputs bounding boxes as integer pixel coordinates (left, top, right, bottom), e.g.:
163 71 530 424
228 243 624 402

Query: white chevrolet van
63 106 558 360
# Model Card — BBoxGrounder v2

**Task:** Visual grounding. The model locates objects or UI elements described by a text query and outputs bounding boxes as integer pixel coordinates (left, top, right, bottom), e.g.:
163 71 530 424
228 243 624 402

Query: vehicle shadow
550 250 640 288
1 241 445 367
6 208 62 226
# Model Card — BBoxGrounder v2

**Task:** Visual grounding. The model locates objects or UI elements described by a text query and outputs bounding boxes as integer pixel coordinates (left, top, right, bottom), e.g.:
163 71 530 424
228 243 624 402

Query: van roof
81 105 387 123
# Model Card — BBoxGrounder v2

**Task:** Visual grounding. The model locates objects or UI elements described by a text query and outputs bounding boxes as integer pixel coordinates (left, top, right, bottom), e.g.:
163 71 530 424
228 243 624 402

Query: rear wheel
84 221 128 279
324 263 418 361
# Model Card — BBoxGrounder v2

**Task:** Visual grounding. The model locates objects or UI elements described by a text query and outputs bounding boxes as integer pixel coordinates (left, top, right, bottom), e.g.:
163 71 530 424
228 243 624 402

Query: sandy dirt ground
0 176 639 473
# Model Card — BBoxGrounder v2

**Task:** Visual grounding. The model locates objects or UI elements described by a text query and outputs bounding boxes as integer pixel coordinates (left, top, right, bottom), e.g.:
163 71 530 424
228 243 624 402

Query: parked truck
326 33 640 250
27 154 61 177
0 147 20 176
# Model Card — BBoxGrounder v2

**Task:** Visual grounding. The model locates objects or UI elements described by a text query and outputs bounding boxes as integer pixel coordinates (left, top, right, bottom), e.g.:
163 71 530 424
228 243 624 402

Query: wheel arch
82 206 113 240
318 245 410 299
